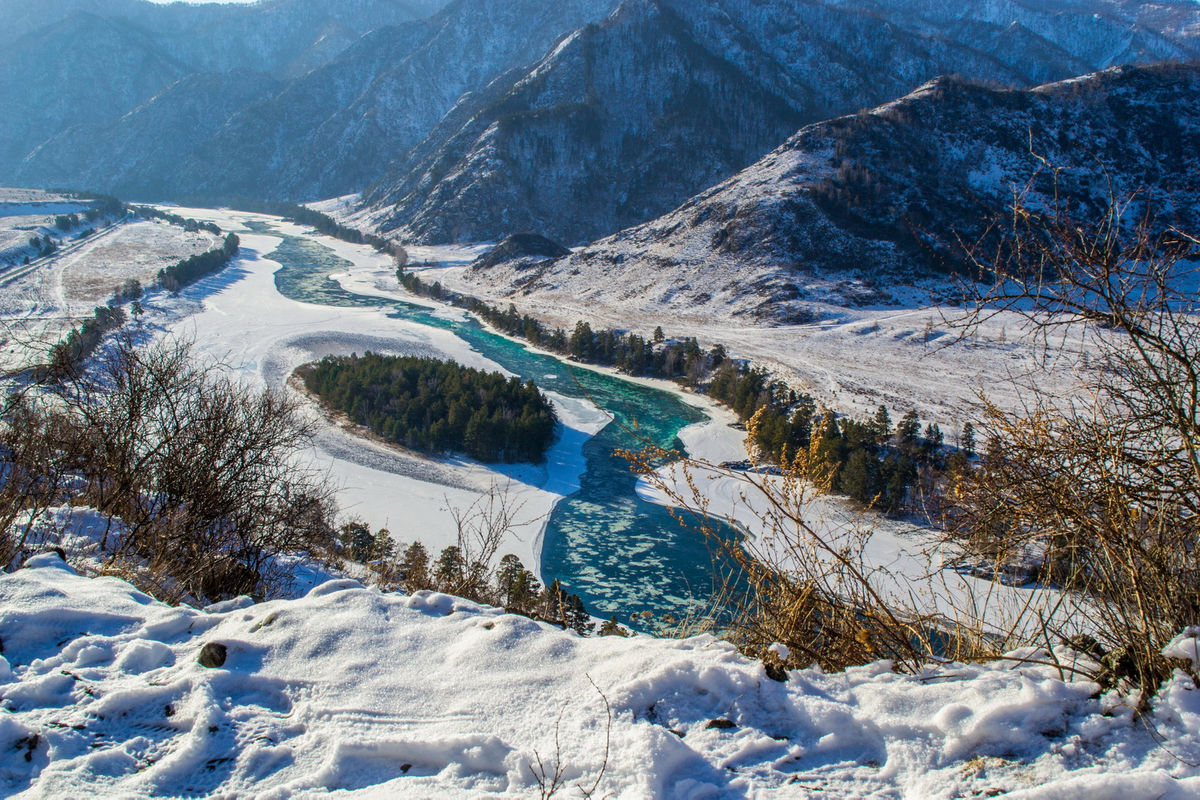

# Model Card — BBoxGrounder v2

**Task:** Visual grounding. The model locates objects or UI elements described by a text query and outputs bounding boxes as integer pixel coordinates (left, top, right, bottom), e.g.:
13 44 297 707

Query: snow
1164 629 1200 673
3 207 1196 794
134 208 611 579
2 558 1198 797
634 460 1086 638
0 217 224 373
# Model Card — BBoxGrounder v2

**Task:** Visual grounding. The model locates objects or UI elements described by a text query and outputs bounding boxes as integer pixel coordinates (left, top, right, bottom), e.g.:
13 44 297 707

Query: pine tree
839 448 880 504
371 528 395 562
340 520 374 561
871 405 891 441
398 542 431 591
564 592 594 636
497 554 540 611
896 409 921 453
434 545 465 591
599 616 630 637
923 423 943 451
960 421 976 456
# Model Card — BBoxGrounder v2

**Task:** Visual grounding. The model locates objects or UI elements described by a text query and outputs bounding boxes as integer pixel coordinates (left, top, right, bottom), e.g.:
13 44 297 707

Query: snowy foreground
3 557 1200 798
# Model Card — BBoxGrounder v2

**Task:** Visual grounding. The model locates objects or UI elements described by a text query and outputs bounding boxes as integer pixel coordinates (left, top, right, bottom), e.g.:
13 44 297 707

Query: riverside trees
300 353 558 463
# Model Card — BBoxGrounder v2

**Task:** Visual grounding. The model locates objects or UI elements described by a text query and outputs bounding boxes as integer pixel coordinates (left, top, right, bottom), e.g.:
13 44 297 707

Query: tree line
132 205 222 235
299 353 558 464
707 362 964 511
338 521 623 637
231 200 406 259
42 305 128 379
396 265 961 511
399 268 720 383
156 233 240 292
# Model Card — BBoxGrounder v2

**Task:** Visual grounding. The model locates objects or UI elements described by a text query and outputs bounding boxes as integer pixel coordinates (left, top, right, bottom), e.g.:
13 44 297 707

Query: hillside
455 63 1200 322
5 0 1200 227
362 0 1200 245
0 0 446 174
3 554 1199 797
8 0 617 203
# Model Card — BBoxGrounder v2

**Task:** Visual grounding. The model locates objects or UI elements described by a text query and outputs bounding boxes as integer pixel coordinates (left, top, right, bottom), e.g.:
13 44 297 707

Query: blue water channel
255 224 737 624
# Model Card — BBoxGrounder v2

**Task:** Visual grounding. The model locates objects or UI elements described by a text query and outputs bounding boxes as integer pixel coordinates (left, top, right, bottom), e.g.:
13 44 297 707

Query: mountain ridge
453 62 1200 323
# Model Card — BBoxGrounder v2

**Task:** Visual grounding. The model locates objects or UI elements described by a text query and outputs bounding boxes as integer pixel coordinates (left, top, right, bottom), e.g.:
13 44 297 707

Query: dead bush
947 189 1200 693
4 334 339 602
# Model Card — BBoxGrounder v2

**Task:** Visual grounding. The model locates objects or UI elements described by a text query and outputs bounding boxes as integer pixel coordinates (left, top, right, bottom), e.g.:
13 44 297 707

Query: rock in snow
1 561 1199 797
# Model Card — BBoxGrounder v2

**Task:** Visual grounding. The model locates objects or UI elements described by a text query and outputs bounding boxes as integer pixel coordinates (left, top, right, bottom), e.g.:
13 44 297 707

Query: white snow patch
1 561 1197 797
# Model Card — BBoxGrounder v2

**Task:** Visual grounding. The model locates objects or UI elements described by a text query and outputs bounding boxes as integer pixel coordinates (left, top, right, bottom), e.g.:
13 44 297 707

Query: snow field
0 217 225 373
141 209 611 578
2 557 1199 798
635 462 1082 638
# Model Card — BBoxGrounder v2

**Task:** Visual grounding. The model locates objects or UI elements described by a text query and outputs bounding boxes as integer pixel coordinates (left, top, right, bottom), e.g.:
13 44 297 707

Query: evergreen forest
300 353 558 463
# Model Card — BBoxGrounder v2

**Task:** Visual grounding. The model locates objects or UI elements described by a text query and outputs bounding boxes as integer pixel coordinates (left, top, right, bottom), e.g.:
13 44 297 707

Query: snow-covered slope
362 0 1200 245
456 63 1200 323
9 0 618 203
3 555 1200 797
364 0 805 245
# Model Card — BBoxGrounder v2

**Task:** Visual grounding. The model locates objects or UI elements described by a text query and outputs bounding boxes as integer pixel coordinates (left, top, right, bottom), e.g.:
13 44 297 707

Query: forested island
299 353 558 463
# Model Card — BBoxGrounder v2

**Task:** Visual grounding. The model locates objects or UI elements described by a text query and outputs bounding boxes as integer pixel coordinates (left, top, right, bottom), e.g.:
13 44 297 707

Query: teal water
257 223 735 622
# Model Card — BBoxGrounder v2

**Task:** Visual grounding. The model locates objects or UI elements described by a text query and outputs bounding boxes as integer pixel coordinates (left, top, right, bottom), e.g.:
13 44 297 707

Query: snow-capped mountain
8 0 617 203
362 0 807 244
6 0 1200 221
361 0 1200 245
456 63 1200 322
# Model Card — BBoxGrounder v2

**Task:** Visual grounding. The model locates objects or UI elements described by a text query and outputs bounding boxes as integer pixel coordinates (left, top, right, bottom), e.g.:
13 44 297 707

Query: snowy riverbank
137 209 611 579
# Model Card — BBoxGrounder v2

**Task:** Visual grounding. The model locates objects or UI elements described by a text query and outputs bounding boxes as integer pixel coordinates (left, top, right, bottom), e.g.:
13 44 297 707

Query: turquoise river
256 223 737 624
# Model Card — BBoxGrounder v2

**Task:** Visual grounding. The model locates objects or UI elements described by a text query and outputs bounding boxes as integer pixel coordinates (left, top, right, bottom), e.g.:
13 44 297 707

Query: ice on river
140 209 611 578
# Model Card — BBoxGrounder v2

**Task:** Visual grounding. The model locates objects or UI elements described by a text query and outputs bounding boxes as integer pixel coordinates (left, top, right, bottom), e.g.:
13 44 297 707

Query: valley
2 0 1200 795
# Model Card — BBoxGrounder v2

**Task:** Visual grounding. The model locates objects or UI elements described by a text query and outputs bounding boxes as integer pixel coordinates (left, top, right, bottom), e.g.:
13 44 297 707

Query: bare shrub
8 334 339 601
947 189 1200 693
0 399 73 567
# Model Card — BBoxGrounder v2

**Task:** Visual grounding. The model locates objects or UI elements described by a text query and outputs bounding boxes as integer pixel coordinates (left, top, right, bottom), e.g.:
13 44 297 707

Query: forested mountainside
460 63 1200 322
7 0 618 201
5 0 1200 236
0 0 447 173
361 0 1200 245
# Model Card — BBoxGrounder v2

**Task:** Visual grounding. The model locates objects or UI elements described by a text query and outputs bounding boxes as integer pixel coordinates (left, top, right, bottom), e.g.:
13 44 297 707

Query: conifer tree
399 541 431 591
871 405 891 440
896 409 921 452
599 616 630 637
434 545 466 591
960 421 976 456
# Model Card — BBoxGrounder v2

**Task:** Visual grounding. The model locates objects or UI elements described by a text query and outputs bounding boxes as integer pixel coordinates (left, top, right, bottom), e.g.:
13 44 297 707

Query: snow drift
2 556 1199 797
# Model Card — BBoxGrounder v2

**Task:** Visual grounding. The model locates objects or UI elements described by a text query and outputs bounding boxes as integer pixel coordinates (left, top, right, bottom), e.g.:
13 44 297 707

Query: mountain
364 0 807 244
457 63 1200 322
362 0 1200 245
161 0 620 203
18 72 284 199
0 0 446 76
0 13 188 169
0 0 449 182
5 0 1200 229
9 0 618 203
